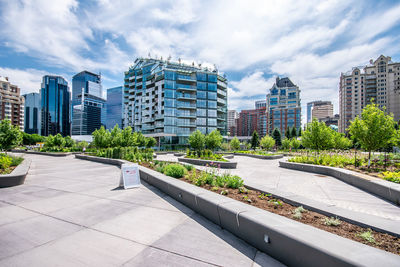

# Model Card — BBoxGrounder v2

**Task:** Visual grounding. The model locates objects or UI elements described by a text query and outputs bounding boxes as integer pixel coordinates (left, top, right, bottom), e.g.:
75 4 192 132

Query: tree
0 120 22 152
298 127 302 137
230 137 240 150
272 128 282 147
281 138 291 150
250 130 259 150
135 132 147 147
53 133 65 147
260 135 275 150
285 128 291 139
205 129 223 150
64 136 74 148
145 137 157 148
291 127 297 138
92 126 111 148
290 138 301 150
188 130 205 151
22 132 45 145
110 125 123 147
333 132 352 150
301 119 334 152
348 103 396 166
121 126 135 147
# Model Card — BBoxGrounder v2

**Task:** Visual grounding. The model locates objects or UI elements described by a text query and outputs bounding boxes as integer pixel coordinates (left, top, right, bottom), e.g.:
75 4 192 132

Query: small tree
110 125 123 147
301 119 334 152
64 136 74 148
135 132 147 147
0 120 22 152
92 126 111 148
281 138 291 150
333 132 352 150
121 126 135 147
188 130 205 151
290 138 301 150
291 127 297 138
53 133 65 147
205 129 223 151
145 137 157 148
250 130 259 150
230 137 240 150
272 128 282 147
285 128 291 139
298 127 302 137
348 103 396 167
260 135 275 150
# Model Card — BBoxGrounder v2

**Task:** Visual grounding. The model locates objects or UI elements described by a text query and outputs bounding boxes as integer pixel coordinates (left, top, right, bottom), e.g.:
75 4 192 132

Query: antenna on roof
178 58 181 64
167 55 171 61
192 61 195 67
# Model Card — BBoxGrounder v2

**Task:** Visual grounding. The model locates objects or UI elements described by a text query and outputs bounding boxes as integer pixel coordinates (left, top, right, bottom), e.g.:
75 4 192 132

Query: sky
1 0 400 124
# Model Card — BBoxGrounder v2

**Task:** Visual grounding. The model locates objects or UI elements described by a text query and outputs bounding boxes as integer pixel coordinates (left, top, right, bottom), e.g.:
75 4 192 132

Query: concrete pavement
0 154 284 267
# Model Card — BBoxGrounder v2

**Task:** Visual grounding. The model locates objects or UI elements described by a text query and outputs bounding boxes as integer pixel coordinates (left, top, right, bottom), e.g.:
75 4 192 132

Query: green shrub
0 155 12 169
163 164 187 178
380 171 400 183
226 175 244 189
356 229 375 243
184 164 194 171
323 217 341 226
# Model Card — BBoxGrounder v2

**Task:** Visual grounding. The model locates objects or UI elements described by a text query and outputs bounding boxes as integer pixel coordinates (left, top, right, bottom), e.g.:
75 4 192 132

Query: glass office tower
40 75 70 136
23 92 41 134
123 57 228 149
106 86 123 129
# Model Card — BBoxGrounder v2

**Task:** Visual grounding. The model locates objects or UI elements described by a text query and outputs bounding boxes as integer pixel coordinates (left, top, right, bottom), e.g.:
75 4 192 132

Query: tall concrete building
23 92 41 134
236 106 267 137
255 100 266 109
106 86 123 129
40 75 70 136
339 55 400 132
124 57 228 148
266 77 301 134
0 76 24 129
227 110 238 136
307 100 333 123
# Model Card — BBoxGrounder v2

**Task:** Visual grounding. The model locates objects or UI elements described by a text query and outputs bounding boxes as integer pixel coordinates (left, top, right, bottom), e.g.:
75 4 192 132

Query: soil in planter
0 166 17 175
140 162 400 255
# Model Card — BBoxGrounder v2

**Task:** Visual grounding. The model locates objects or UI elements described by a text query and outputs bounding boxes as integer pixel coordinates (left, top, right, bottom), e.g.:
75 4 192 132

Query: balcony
217 98 226 105
177 75 196 83
176 84 197 92
155 122 164 128
217 89 227 97
142 117 153 123
177 113 196 118
155 114 164 120
217 108 226 113
177 123 196 127
177 93 196 100
177 103 196 109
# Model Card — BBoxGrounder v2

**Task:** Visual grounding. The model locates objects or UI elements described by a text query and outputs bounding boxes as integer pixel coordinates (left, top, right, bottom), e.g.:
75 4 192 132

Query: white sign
120 163 141 189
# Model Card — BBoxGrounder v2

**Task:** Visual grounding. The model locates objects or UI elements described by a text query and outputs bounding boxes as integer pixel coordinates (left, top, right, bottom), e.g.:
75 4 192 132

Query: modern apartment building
266 77 301 134
307 100 333 123
123 57 228 148
106 86 123 129
71 71 105 135
40 75 70 136
0 76 24 129
23 92 41 134
227 110 238 136
255 100 267 109
339 55 400 132
236 106 267 136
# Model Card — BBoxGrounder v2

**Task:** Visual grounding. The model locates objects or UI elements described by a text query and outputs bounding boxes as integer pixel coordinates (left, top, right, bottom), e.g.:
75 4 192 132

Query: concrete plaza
0 154 284 267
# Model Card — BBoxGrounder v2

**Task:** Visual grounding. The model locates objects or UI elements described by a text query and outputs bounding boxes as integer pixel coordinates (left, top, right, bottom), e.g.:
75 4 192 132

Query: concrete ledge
75 154 400 266
173 152 185 157
155 152 168 155
178 157 237 169
279 161 400 205
0 158 31 187
13 150 71 157
234 153 283 160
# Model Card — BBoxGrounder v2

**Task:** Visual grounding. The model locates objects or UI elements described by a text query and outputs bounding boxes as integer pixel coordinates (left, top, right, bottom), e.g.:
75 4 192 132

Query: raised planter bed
11 150 72 157
0 158 31 187
234 153 283 160
173 152 185 157
279 160 400 205
75 154 400 266
178 157 237 169
155 151 168 155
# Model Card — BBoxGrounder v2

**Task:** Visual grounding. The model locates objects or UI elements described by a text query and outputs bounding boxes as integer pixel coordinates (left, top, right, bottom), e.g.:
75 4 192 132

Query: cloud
0 67 49 94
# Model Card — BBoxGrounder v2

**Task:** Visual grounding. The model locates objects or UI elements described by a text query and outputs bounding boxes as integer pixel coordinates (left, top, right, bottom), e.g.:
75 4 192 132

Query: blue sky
1 0 400 124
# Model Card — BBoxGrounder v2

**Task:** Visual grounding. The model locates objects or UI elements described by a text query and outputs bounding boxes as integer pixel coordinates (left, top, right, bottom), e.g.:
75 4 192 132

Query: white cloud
0 67 49 94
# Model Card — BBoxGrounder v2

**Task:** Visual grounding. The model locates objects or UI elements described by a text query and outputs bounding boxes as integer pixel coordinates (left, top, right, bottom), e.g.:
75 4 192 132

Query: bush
163 164 187 178
0 155 12 169
230 137 240 150
380 171 400 183
226 175 244 189
184 164 194 171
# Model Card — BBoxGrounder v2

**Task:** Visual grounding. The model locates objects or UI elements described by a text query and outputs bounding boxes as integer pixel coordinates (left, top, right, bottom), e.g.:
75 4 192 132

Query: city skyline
0 0 400 125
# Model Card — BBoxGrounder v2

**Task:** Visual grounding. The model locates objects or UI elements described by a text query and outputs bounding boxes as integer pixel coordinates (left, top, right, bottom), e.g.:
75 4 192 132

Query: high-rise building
227 110 239 136
106 86 123 129
71 71 105 135
339 55 400 132
236 106 267 136
266 77 301 134
307 100 333 123
40 75 70 136
23 92 41 134
255 100 266 109
0 76 24 129
123 57 228 148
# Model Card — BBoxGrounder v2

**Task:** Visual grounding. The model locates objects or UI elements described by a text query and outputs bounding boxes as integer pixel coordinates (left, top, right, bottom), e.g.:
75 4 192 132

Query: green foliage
0 155 12 170
298 127 302 137
0 120 22 151
226 175 244 189
260 135 275 150
230 137 240 150
135 132 146 147
188 130 205 151
64 136 75 148
22 132 45 145
92 126 111 148
272 128 282 147
333 132 352 150
163 164 187 178
285 128 290 139
323 217 341 226
290 138 301 150
0 153 23 173
183 164 194 171
205 129 223 150
121 126 136 147
281 138 291 150
146 137 157 148
348 103 396 162
294 206 307 213
291 127 297 138
301 119 334 152
356 229 375 243
186 150 228 162
288 154 359 168
380 171 400 183
76 141 88 150
250 130 259 150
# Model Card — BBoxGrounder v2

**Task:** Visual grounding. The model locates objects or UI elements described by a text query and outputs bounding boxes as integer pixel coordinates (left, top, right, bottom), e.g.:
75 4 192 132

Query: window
197 109 206 116
207 74 217 82
164 89 175 98
164 117 176 125
164 126 176 134
208 92 217 100
271 89 278 95
280 89 286 95
198 127 207 134
164 108 176 116
165 99 175 107
197 118 206 125
288 92 296 99
197 100 207 108
208 118 217 126
197 82 207 90
208 101 217 108
270 97 278 105
165 80 175 89
197 91 207 99
207 83 217 91
208 109 217 117
165 71 176 80
196 73 207 81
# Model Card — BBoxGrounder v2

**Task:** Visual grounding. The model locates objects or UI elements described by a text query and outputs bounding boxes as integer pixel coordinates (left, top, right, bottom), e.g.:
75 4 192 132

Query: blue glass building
124 57 228 149
106 86 123 129
23 92 41 134
40 75 70 136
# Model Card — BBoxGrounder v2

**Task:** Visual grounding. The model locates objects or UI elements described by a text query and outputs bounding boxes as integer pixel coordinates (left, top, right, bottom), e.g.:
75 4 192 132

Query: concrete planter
173 152 185 157
12 150 72 157
234 153 283 160
0 158 31 187
178 157 237 169
155 152 168 155
75 154 400 267
279 161 400 205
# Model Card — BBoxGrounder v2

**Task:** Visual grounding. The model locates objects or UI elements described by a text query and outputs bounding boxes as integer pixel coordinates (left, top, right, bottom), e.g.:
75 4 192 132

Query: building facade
71 71 105 135
236 106 267 136
266 77 301 134
106 86 123 129
227 110 239 136
255 100 266 109
0 76 24 129
339 55 400 132
123 57 228 148
40 75 70 136
307 100 333 123
23 92 41 134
